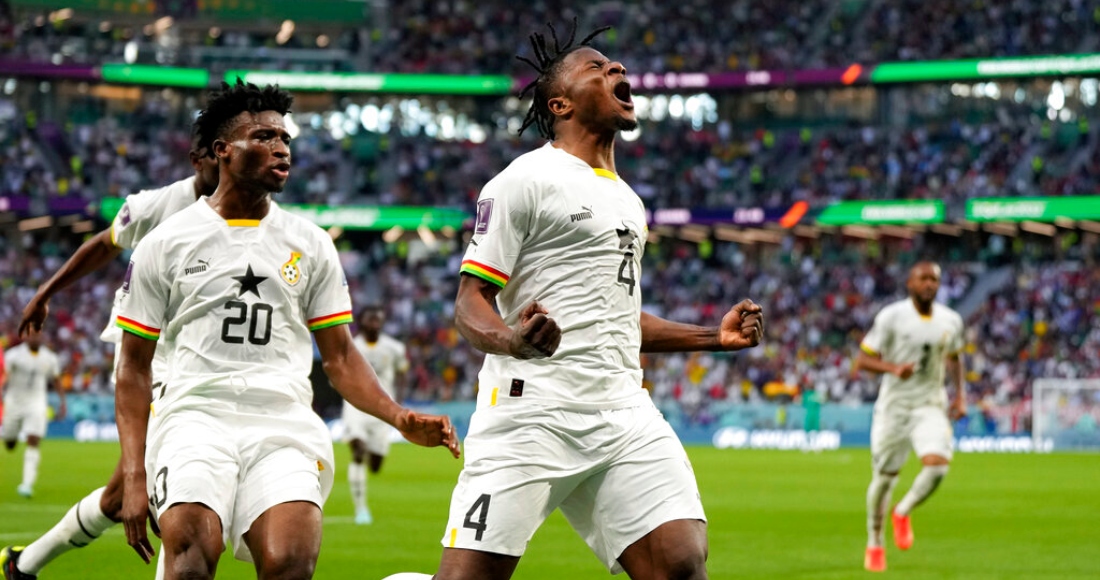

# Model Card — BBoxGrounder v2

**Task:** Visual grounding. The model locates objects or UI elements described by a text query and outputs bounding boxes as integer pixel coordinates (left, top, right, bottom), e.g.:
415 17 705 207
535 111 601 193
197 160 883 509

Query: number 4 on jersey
463 493 491 541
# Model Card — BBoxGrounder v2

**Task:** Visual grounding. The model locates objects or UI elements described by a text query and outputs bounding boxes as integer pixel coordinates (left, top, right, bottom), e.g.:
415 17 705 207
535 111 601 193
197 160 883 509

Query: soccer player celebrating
1 329 62 499
113 80 459 579
341 305 409 525
856 261 967 572
409 23 763 580
2 129 219 580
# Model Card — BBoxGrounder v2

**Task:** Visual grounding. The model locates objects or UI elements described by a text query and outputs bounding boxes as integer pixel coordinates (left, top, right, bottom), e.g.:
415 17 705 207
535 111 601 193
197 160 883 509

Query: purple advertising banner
0 59 97 80
0 196 30 213
516 67 860 93
647 206 795 225
49 196 91 214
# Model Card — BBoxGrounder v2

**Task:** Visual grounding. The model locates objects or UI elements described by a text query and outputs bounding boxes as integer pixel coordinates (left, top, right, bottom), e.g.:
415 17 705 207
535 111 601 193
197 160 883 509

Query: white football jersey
461 143 649 408
117 200 352 415
100 176 200 381
860 298 965 410
3 343 61 408
352 333 408 400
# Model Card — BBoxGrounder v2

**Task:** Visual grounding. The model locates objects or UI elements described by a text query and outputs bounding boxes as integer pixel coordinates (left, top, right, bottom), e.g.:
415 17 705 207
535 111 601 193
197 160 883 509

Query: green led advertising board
816 200 944 225
966 196 1100 222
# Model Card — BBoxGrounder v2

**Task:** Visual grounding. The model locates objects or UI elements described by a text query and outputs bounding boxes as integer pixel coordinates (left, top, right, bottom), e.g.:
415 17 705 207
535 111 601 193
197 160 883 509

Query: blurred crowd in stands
1 1 1099 437
3 94 1098 210
3 0 1099 73
1 227 1096 437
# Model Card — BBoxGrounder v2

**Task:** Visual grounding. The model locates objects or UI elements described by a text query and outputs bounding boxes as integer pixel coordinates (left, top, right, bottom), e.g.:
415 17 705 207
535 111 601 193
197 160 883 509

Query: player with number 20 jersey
117 200 350 562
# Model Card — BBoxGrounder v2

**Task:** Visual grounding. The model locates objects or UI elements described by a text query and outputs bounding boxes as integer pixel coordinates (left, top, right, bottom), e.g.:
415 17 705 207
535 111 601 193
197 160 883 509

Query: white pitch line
0 532 39 541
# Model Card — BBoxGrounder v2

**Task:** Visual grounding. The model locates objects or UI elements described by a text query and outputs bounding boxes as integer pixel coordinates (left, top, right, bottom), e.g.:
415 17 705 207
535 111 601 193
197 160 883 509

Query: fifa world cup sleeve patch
474 199 493 234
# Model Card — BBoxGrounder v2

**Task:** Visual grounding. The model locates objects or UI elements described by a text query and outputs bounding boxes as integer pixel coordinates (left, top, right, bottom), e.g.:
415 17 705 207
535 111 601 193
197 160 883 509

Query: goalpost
1032 379 1100 452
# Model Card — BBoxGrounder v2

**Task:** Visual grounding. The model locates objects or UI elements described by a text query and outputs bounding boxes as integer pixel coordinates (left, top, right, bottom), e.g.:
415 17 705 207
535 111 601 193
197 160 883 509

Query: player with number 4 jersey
415 22 764 580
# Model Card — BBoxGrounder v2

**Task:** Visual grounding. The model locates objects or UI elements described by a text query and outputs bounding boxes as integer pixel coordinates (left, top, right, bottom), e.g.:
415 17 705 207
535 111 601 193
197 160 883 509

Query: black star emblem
616 226 637 250
232 264 267 298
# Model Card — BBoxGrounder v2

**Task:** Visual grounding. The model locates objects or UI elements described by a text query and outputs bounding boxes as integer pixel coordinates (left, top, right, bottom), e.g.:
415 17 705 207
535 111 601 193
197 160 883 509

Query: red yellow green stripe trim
117 316 161 341
308 311 353 332
859 343 879 356
460 260 509 288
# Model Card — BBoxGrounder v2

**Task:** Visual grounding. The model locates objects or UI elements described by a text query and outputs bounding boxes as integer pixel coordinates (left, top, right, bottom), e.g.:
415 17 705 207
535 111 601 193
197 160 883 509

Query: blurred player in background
387 22 763 580
855 261 967 572
113 80 459 579
342 305 409 525
1 329 62 499
1 128 218 580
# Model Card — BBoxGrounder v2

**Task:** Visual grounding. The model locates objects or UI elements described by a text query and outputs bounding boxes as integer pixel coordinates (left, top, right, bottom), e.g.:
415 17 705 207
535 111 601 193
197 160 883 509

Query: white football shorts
871 404 954 473
441 396 706 574
0 403 47 440
341 402 393 456
145 402 335 562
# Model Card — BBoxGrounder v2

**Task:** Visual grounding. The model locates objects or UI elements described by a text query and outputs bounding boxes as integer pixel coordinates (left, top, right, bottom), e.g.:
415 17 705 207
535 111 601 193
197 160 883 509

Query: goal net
1032 379 1100 452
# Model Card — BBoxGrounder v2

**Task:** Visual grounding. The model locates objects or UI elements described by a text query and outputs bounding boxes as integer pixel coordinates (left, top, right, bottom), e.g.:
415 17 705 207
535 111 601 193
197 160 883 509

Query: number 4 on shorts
463 494 491 541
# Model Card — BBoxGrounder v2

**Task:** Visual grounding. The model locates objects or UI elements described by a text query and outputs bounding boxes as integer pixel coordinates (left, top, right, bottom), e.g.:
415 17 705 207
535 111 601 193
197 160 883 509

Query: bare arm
315 324 402 425
315 325 460 457
115 331 157 564
855 351 915 379
20 229 122 336
641 299 764 353
947 352 968 419
49 377 66 420
454 274 560 359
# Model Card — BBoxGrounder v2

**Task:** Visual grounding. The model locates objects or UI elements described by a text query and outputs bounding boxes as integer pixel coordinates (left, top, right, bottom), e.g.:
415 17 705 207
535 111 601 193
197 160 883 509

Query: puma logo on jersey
570 206 594 223
184 259 210 276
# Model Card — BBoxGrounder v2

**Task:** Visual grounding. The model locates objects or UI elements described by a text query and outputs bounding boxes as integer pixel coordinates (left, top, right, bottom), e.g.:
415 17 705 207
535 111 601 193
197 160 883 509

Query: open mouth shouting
613 80 634 109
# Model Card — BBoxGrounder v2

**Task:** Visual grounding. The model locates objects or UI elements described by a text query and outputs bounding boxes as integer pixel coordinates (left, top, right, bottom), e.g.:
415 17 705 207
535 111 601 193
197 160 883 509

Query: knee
663 546 707 580
256 545 319 580
921 455 950 467
162 535 222 579
165 553 217 580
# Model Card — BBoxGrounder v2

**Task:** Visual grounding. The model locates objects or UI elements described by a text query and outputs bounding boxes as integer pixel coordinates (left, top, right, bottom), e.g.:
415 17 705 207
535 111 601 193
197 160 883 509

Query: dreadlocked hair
516 18 611 140
194 78 293 154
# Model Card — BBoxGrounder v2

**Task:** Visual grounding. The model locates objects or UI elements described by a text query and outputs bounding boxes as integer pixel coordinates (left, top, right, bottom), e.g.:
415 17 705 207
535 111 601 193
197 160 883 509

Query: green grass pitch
1 441 1097 579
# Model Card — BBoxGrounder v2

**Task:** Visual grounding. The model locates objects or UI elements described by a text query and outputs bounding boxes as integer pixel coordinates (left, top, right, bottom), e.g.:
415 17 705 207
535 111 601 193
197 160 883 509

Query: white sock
19 487 115 573
382 574 433 579
155 544 166 580
348 461 368 513
21 446 40 489
866 472 898 548
895 465 949 516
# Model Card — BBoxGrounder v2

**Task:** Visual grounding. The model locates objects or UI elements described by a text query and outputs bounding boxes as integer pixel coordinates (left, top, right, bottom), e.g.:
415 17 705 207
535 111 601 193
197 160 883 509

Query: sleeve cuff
308 311 353 332
460 260 509 288
117 316 161 341
859 343 879 356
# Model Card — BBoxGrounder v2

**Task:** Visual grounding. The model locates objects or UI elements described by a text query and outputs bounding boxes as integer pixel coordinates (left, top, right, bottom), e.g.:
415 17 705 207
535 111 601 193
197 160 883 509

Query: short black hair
357 304 384 320
516 19 610 140
194 79 293 155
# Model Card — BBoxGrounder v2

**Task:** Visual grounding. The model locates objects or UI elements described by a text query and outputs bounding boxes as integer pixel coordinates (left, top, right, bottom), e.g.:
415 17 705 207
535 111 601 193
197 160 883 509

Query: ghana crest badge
281 252 302 286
